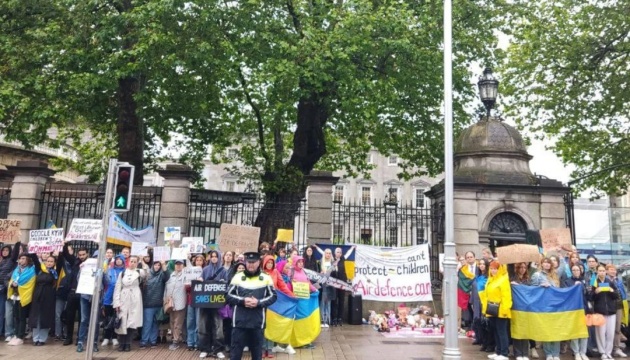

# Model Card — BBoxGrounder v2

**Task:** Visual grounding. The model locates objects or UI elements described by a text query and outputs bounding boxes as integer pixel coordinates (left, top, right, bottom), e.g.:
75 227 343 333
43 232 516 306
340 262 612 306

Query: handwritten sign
171 247 188 261
66 219 102 242
191 280 227 308
131 241 149 256
496 244 541 264
539 228 572 253
218 224 260 253
28 228 65 254
184 266 203 285
182 237 205 254
292 281 310 299
76 258 98 295
165 226 181 241
0 219 22 244
153 246 171 262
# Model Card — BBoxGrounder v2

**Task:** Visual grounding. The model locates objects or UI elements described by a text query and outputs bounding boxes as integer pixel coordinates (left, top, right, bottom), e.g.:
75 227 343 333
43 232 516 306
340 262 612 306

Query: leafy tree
501 0 630 196
1 0 504 241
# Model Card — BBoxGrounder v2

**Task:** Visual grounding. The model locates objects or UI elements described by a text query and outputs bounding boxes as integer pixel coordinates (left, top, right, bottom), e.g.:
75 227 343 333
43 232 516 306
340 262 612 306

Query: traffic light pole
85 158 117 360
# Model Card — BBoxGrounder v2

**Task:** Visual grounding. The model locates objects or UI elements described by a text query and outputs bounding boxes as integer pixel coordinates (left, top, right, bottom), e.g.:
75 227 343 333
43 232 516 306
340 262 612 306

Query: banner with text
191 280 227 308
107 214 156 246
65 219 101 242
352 244 432 302
0 219 21 244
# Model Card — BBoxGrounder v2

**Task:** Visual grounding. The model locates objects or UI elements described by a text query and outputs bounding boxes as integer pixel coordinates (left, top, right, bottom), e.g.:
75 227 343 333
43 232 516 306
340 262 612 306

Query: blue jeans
490 317 509 357
186 306 199 347
0 291 6 336
78 297 98 345
33 317 50 343
5 299 15 337
141 307 160 345
543 341 560 357
320 298 331 325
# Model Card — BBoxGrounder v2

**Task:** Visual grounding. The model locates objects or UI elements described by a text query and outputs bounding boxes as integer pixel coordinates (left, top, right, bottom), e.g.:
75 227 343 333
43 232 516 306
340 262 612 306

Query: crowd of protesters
458 246 630 360
0 240 354 360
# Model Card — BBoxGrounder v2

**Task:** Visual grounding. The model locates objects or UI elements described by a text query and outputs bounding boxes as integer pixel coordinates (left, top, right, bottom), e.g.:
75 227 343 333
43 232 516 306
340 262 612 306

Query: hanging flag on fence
511 285 588 341
107 214 156 246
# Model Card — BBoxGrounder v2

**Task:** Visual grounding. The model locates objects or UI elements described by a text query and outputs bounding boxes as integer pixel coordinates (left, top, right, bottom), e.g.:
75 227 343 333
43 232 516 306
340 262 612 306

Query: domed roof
455 118 529 157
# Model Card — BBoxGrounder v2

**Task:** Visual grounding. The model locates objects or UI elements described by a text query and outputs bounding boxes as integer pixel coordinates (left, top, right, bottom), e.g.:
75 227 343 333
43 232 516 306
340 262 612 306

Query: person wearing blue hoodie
101 254 126 348
198 250 227 359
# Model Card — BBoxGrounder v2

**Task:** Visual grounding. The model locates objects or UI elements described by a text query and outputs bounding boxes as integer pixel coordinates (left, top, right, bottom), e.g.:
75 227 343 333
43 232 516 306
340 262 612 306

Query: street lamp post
478 68 499 118
441 0 460 358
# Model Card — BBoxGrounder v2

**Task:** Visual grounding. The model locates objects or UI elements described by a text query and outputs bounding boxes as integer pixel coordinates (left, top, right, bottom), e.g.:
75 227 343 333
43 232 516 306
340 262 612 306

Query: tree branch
236 68 269 164
286 0 304 38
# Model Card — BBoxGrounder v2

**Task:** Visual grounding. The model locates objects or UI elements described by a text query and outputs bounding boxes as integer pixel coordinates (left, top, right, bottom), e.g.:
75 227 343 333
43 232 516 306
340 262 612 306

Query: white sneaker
615 349 628 358
199 352 208 358
517 357 524 360
531 349 540 359
553 357 560 360
9 338 23 345
272 345 286 353
216 352 225 359
324 323 329 328
24 332 32 340
495 356 508 360
574 355 581 360
286 345 296 355
112 338 119 346
522 357 530 360
580 354 589 360
321 324 325 328
488 355 498 359
243 346 249 352
546 356 552 360
5 335 13 342
101 339 109 347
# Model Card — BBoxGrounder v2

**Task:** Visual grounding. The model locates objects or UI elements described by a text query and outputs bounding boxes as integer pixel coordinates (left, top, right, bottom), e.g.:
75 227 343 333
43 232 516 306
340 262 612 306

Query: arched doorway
488 212 528 250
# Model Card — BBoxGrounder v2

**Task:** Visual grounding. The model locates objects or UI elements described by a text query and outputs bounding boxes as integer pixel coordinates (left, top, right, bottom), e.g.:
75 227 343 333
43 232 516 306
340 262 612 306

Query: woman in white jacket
114 255 146 351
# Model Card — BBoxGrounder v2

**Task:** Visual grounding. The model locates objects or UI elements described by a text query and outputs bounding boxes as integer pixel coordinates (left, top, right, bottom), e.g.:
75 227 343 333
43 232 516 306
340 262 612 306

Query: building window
224 180 236 192
366 152 373 164
388 227 398 246
386 187 401 204
227 148 238 159
361 186 372 206
360 228 373 244
388 155 398 165
333 224 344 241
415 188 426 208
333 185 345 203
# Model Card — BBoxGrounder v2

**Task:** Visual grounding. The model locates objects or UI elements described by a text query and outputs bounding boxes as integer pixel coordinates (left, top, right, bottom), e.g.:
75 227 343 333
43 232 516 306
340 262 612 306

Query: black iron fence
188 189 308 250
333 198 444 283
0 180 10 219
39 182 162 253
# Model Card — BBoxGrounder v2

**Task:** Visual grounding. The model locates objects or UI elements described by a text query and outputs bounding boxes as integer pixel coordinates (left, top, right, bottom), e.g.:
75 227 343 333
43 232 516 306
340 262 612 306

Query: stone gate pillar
7 160 55 243
305 170 339 245
157 164 197 245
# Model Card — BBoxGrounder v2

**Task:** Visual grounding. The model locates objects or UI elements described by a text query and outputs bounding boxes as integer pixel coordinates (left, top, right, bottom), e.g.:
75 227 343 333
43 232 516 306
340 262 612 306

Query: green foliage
1 0 504 192
501 0 630 196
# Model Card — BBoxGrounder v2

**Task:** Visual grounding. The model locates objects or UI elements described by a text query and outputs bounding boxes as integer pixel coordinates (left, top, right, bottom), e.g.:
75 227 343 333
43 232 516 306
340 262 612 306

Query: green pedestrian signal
113 164 134 212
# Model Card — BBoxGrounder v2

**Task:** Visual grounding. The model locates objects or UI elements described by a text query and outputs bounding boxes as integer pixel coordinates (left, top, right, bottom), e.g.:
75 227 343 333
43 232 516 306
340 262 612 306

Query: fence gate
188 189 308 250
39 182 162 253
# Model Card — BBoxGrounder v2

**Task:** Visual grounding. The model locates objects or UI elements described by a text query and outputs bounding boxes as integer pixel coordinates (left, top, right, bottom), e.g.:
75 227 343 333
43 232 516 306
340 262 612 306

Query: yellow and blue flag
265 291 321 347
511 285 588 341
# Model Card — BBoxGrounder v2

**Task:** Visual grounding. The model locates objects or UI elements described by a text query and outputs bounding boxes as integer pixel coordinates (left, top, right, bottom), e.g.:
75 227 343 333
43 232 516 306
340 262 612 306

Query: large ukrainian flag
511 285 588 341
265 291 321 347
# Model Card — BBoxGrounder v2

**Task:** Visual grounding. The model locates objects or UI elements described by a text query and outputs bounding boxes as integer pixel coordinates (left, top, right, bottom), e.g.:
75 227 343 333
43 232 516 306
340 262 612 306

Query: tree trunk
116 76 144 185
254 192 305 246
255 92 328 244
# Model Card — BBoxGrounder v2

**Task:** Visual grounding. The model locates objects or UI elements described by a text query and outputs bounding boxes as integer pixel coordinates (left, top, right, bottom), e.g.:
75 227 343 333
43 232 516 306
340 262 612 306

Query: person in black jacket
30 254 63 345
60 243 89 345
226 252 277 360
0 242 20 340
589 263 619 359
330 246 355 326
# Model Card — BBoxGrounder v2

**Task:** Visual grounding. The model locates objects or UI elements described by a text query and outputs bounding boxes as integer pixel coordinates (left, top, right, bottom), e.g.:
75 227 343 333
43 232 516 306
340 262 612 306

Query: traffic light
113 164 134 212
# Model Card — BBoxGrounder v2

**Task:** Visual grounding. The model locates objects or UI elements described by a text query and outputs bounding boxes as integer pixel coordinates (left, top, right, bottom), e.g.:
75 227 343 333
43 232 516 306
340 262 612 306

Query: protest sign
0 219 22 244
171 247 188 260
66 219 102 242
131 241 149 256
191 280 227 308
182 237 205 254
275 229 293 243
304 268 353 292
76 258 98 295
292 282 310 299
165 226 181 241
184 266 203 285
28 228 65 254
352 244 432 302
218 224 259 253
539 228 572 253
153 246 171 262
496 244 541 264
107 214 155 246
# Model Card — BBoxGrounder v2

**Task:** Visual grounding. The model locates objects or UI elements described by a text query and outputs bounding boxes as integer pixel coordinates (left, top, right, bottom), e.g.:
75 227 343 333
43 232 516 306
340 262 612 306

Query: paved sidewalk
0 325 579 359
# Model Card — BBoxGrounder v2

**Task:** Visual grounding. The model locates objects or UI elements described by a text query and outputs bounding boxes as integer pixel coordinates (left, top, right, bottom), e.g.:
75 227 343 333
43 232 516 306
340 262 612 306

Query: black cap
243 252 260 262
175 259 185 264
